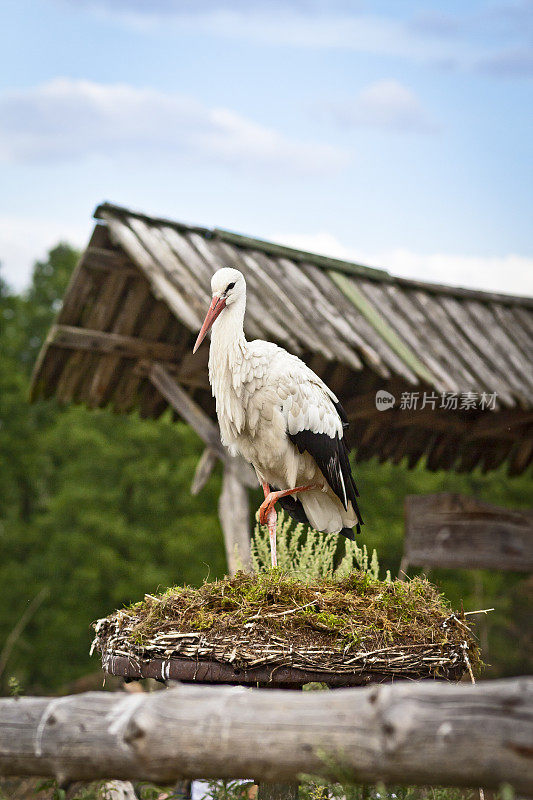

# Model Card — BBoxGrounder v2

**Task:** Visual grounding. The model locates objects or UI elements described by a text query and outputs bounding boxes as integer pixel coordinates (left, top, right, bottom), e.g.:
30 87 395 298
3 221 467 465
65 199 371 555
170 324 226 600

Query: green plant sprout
251 509 390 583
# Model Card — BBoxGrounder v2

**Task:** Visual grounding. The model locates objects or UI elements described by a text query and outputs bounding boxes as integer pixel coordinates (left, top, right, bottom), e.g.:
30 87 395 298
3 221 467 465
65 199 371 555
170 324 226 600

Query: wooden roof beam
47 324 184 363
83 246 141 277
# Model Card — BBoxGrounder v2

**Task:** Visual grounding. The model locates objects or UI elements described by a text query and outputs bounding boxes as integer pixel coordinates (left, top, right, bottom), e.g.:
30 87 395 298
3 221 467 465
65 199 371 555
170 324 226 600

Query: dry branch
0 679 532 791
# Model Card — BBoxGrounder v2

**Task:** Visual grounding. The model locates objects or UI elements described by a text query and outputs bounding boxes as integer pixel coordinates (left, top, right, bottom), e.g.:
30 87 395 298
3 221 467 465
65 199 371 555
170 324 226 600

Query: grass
0 779 516 800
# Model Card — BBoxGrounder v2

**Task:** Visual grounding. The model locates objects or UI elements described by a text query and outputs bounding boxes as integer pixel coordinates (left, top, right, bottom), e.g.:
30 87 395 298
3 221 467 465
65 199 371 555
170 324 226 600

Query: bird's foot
259 492 279 526
258 484 318 526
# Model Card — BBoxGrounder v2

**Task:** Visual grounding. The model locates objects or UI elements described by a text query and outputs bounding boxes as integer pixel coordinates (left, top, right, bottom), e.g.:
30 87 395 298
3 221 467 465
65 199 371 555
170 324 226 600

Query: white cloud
154 11 457 60
272 231 533 297
64 0 353 12
0 78 348 174
54 3 469 63
0 215 90 292
328 80 438 133
55 1 533 75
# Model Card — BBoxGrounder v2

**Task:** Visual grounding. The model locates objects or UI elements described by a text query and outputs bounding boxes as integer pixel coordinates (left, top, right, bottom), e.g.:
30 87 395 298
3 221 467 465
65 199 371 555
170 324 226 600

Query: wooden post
191 447 218 496
258 783 298 800
219 462 252 575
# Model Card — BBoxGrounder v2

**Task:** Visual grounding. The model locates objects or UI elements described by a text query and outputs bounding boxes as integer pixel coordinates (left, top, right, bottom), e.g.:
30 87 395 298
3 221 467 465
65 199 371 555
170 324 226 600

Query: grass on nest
125 569 479 664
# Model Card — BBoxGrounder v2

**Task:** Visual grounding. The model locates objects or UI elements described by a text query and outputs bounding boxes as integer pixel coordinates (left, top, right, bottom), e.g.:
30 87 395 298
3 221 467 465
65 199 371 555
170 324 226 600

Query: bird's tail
300 488 359 536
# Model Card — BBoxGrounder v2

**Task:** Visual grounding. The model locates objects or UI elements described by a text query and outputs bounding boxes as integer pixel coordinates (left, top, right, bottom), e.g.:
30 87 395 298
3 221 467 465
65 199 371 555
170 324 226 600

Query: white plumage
193 267 363 565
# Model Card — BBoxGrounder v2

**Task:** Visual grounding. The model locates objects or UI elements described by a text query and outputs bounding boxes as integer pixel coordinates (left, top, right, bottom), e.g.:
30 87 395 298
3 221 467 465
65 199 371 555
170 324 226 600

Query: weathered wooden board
49 325 184 363
112 297 174 413
87 277 150 407
190 446 218 495
404 493 533 572
219 462 252 574
0 679 532 790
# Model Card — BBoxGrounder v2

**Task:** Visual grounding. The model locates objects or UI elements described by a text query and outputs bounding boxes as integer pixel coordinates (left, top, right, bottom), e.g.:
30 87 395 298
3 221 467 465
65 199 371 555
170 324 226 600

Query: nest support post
219 461 252 576
257 782 299 800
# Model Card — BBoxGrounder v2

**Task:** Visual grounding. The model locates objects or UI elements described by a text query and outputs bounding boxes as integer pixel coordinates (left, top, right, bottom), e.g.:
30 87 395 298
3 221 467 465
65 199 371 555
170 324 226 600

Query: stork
193 267 363 567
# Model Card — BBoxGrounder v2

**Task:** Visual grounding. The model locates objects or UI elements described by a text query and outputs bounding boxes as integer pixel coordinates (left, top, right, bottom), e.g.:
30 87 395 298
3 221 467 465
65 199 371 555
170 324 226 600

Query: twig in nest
463 608 494 616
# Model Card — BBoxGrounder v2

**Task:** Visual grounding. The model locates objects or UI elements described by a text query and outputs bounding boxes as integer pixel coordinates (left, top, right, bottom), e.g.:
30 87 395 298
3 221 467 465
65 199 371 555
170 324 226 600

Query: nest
92 571 480 684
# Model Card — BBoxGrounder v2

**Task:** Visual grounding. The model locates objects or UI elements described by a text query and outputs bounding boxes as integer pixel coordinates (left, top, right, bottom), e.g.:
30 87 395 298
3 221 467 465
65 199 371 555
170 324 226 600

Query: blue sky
1 0 532 294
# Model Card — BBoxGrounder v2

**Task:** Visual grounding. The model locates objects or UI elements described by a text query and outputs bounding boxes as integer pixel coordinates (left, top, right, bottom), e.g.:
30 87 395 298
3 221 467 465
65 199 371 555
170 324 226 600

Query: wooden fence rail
0 679 532 792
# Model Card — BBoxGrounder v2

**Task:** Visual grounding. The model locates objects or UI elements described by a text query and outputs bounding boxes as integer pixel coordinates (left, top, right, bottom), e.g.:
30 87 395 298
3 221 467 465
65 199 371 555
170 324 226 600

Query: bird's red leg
259 484 320 528
261 481 278 568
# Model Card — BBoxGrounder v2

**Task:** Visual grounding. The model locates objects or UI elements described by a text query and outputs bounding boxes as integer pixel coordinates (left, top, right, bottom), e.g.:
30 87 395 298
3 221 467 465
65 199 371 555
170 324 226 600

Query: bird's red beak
193 295 226 353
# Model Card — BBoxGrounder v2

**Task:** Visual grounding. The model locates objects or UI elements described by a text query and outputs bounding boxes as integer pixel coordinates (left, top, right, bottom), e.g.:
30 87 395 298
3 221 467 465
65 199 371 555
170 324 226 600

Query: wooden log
102 655 392 688
0 679 532 790
48 325 184 363
219 462 252 574
404 493 533 572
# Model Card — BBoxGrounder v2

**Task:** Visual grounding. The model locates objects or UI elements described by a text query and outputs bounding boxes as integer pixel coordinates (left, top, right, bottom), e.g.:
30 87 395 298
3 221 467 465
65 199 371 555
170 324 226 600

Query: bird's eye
225 281 236 293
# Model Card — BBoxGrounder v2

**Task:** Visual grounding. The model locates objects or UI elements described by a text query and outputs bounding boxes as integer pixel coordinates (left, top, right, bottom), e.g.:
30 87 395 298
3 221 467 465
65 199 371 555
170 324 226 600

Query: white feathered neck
208 291 249 431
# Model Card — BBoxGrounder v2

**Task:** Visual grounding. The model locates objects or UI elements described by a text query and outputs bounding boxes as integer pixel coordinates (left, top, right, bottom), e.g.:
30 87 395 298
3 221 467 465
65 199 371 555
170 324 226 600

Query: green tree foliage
0 245 531 692
0 248 227 690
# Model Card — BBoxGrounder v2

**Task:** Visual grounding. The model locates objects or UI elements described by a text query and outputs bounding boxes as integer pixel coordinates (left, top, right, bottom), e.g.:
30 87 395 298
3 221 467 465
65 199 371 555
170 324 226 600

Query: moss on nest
93 570 481 681
128 570 475 653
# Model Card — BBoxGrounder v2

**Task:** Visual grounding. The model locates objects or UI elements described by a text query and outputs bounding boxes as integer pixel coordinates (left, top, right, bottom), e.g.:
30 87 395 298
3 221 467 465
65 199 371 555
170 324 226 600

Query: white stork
193 267 363 567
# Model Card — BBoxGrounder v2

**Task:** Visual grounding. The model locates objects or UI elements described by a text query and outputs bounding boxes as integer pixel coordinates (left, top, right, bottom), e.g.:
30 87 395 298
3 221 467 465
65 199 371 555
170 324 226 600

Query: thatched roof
31 202 533 475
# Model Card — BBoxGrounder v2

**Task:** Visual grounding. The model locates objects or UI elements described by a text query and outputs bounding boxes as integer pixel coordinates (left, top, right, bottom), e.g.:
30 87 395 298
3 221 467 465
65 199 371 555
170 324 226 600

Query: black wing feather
287 399 363 535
